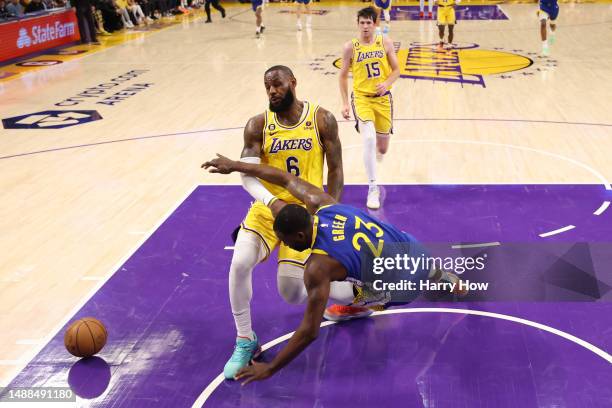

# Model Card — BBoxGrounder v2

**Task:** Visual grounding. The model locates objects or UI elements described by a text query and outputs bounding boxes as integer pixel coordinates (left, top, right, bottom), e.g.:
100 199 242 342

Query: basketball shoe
367 186 380 209
223 333 262 379
323 304 373 321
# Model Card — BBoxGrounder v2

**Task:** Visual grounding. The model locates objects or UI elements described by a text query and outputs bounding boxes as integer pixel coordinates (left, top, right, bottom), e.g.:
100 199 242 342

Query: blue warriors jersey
311 204 427 284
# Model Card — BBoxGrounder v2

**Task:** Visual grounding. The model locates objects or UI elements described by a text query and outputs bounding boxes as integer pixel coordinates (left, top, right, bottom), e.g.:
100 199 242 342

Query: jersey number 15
365 62 381 79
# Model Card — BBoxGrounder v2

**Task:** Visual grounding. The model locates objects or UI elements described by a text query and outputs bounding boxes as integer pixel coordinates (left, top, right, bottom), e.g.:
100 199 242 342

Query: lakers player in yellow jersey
339 7 400 210
436 0 460 50
221 65 355 380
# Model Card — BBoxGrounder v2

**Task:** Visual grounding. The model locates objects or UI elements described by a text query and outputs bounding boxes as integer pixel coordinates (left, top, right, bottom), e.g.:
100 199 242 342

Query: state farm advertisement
0 10 81 63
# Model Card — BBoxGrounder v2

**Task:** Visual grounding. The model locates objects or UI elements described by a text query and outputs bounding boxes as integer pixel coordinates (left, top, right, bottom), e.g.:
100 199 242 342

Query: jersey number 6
286 156 300 176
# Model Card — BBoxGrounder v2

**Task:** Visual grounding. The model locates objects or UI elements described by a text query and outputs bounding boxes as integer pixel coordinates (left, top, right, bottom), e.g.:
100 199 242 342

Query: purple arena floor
390 5 509 21
6 185 612 407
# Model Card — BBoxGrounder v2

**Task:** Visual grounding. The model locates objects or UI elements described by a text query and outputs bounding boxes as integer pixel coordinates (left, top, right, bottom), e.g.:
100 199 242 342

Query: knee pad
277 263 307 304
229 229 266 280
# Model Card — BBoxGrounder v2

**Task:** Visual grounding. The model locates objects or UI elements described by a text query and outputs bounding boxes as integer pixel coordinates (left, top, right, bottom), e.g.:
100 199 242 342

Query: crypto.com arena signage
0 9 80 63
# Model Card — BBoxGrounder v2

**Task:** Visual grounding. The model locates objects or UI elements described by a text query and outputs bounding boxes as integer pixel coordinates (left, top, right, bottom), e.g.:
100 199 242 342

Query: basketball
64 318 107 358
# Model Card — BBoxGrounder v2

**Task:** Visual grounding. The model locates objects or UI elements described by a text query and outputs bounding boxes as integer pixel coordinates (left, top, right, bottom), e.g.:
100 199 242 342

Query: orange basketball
64 317 107 358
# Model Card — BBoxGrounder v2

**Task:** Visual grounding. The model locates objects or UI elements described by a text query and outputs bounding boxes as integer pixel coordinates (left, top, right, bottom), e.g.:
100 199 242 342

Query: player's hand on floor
341 105 350 120
201 154 235 174
235 360 274 385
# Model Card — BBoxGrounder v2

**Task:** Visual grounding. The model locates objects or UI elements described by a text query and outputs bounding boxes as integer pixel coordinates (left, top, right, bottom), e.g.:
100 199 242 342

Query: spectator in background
113 0 135 27
73 0 98 43
127 0 148 24
135 0 153 21
6 0 24 16
204 0 224 23
96 0 123 31
24 0 45 12
149 0 168 19
0 0 10 18
92 3 112 35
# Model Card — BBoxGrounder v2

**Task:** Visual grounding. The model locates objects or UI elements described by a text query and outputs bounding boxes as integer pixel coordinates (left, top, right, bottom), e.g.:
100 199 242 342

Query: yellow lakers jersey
351 35 392 97
261 101 324 204
438 0 456 6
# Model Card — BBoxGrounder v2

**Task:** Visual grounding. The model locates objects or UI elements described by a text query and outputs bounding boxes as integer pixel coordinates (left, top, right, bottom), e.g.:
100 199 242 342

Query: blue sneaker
382 24 390 35
223 333 262 379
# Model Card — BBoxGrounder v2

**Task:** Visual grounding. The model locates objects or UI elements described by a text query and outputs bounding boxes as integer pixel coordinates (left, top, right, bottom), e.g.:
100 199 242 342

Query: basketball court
1 1 611 406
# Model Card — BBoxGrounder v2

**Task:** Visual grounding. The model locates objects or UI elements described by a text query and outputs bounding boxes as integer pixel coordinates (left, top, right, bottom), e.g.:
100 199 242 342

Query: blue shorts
374 0 391 10
367 234 431 307
539 4 559 20
252 0 262 12
296 0 311 4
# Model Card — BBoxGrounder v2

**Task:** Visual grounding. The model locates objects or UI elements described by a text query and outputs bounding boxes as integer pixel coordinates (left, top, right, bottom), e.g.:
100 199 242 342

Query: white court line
594 201 610 216
1 185 198 388
343 139 612 191
191 307 612 407
344 138 612 238
80 276 103 281
451 242 500 249
539 225 576 238
224 246 235 250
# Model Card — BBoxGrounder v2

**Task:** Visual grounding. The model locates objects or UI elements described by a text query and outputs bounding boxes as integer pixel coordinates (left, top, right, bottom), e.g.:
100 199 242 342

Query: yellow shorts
437 7 455 25
241 201 310 267
351 92 394 135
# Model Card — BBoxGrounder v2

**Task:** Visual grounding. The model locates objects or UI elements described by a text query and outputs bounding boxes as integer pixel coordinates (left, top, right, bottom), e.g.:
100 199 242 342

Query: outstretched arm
202 155 336 214
234 254 332 384
238 114 279 208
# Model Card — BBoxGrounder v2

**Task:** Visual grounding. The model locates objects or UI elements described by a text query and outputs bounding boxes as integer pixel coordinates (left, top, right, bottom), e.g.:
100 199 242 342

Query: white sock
542 40 548 47
329 281 356 304
383 10 390 22
359 121 377 190
306 15 312 25
419 0 424 12
229 230 266 339
429 0 433 12
235 314 255 340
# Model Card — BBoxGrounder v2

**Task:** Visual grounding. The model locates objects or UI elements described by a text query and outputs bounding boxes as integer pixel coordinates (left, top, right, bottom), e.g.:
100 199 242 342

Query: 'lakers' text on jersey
351 35 392 97
261 101 324 204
